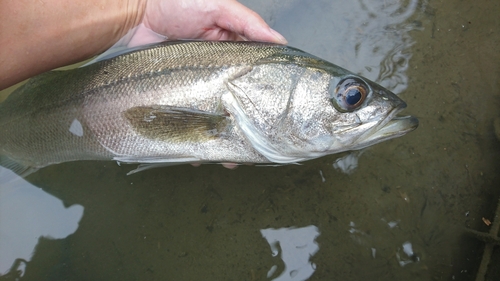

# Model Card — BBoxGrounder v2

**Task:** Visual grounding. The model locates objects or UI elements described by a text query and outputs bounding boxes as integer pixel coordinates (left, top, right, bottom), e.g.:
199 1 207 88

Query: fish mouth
374 115 419 138
357 104 419 148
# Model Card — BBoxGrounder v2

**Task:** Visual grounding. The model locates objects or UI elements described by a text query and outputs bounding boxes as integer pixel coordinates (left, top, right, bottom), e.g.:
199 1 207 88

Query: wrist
0 0 148 90
121 0 167 48
121 0 148 40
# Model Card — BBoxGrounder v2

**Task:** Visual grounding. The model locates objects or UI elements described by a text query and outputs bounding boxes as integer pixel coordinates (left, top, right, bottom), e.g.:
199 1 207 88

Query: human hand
128 0 287 47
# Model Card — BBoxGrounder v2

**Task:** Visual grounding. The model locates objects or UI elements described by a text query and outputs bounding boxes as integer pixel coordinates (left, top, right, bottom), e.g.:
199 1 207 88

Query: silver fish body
0 41 418 175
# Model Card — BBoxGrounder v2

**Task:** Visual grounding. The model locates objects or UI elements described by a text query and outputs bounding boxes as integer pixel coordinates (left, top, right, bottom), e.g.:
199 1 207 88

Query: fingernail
269 28 288 44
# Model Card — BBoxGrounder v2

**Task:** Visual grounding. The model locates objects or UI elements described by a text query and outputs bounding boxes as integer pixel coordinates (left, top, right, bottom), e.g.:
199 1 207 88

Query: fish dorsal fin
82 23 168 67
123 106 230 143
256 47 350 77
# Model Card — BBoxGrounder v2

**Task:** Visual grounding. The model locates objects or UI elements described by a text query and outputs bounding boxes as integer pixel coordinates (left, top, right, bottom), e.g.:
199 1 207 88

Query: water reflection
396 241 420 267
261 226 320 280
249 0 421 94
0 167 84 277
348 219 421 269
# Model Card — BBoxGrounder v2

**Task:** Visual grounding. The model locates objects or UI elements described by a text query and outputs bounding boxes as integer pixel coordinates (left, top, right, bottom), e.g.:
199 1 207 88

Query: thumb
214 1 287 44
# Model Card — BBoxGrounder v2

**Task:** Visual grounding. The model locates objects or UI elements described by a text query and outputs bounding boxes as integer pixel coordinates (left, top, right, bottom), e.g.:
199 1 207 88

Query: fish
0 41 418 176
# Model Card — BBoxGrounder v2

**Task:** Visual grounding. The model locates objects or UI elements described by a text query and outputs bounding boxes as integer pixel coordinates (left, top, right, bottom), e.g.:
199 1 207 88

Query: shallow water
1 0 499 280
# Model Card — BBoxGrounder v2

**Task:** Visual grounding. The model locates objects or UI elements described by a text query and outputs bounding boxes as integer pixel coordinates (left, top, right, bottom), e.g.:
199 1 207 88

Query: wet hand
133 0 287 45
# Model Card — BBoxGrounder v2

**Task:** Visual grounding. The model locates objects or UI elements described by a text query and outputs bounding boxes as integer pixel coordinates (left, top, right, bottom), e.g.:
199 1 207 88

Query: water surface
1 0 499 280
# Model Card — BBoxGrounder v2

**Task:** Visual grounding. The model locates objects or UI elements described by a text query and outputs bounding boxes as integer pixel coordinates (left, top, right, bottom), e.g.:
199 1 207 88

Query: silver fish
0 41 418 175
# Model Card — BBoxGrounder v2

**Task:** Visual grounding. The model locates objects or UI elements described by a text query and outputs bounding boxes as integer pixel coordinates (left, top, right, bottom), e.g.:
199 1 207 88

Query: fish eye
330 77 369 112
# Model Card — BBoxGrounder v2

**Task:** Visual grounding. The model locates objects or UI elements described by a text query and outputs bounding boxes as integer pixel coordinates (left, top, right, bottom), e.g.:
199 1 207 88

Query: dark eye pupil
346 89 362 105
329 77 368 112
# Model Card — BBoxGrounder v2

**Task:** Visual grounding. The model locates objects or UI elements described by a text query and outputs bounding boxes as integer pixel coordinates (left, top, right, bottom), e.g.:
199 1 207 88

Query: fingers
214 0 287 44
142 0 287 44
221 163 239 169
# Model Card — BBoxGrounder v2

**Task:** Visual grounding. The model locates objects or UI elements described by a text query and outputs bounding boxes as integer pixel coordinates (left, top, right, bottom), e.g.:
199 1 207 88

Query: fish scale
0 41 417 176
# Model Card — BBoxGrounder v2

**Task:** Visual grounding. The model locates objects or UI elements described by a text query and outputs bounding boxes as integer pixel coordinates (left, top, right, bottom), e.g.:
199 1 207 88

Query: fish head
258 67 418 162
323 74 418 152
225 49 418 164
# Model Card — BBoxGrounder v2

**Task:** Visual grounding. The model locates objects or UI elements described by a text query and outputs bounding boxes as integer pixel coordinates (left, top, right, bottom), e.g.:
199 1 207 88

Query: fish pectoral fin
0 155 39 177
123 106 230 142
256 51 331 71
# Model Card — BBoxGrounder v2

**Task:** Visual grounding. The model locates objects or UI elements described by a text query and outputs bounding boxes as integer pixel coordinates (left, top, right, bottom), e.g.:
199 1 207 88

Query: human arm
0 0 286 90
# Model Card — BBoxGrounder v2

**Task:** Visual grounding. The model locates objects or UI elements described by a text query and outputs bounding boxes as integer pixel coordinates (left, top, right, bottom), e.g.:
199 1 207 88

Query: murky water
1 0 499 280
